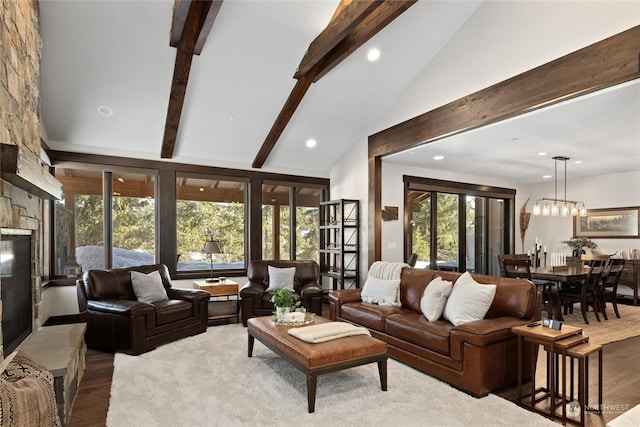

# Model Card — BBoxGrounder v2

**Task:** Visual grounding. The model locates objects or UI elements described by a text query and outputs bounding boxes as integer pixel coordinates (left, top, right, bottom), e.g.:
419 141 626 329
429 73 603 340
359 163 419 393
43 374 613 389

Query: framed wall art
574 207 640 238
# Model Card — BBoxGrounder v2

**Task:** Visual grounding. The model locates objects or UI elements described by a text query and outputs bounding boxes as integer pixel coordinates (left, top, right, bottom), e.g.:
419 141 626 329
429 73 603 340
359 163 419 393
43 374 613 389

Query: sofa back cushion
399 268 536 320
83 264 172 301
248 260 318 292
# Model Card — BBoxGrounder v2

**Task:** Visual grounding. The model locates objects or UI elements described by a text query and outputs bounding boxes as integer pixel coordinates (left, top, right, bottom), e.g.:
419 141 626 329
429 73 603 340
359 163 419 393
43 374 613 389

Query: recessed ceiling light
538 152 547 156
433 155 444 160
98 105 114 117
367 48 380 62
574 160 583 164
306 139 317 148
199 187 204 192
228 115 235 120
117 177 125 183
542 175 552 179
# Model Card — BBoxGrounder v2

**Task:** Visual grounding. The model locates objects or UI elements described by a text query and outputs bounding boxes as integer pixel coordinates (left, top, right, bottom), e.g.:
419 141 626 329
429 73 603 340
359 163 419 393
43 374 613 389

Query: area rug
549 303 640 346
107 324 556 427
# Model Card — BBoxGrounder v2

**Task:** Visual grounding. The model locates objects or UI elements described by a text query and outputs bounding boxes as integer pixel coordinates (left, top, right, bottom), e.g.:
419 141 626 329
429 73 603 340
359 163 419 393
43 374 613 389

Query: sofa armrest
87 298 154 317
328 289 362 320
167 288 210 319
449 316 529 361
300 282 323 316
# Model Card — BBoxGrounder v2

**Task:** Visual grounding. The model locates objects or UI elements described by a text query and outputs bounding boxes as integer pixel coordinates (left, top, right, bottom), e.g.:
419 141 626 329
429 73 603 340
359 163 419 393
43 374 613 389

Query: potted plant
270 289 302 321
562 237 598 257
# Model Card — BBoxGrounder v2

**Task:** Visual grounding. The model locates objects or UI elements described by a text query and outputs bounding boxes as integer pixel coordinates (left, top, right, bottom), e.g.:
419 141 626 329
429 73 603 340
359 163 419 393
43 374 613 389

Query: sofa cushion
385 313 453 355
443 272 497 326
420 277 453 321
340 302 405 332
131 270 169 304
266 266 296 292
153 300 193 325
399 268 439 312
361 276 401 306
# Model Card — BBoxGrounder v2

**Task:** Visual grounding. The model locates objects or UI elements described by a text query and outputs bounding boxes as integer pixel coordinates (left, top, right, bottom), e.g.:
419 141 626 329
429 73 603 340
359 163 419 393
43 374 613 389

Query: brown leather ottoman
247 316 388 413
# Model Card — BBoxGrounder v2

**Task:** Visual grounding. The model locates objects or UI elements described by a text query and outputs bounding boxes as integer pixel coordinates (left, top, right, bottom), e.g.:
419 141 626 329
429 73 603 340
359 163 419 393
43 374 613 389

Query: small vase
275 306 290 322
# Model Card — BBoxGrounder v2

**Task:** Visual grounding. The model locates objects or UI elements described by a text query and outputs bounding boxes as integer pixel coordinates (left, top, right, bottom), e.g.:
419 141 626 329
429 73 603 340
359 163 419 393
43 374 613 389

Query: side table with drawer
194 279 240 323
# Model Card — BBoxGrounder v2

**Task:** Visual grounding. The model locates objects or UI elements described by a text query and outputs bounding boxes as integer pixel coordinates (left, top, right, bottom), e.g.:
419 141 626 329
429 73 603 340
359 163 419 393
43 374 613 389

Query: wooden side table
194 279 239 322
512 323 584 421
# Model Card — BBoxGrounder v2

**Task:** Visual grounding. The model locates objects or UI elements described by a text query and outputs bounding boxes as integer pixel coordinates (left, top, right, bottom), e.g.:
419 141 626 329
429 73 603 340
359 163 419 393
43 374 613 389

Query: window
262 183 322 261
54 169 157 274
405 176 514 275
49 152 329 279
176 175 246 271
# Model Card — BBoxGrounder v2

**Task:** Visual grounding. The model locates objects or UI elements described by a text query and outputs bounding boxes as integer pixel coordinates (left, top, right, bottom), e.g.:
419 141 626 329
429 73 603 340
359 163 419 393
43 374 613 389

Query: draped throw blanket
288 322 371 343
0 352 61 427
367 261 409 280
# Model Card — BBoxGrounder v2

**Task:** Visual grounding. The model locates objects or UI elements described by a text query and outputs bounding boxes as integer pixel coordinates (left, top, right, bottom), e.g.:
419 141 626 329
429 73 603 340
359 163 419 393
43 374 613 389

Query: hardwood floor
67 334 640 427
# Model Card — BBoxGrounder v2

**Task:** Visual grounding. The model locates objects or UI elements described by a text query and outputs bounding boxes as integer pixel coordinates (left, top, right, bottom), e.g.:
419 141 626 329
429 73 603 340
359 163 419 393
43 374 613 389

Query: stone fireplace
0 0 46 366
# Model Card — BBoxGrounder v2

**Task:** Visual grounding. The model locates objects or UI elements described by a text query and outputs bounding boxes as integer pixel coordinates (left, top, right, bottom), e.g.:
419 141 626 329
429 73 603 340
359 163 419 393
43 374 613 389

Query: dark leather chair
77 264 210 355
240 260 323 326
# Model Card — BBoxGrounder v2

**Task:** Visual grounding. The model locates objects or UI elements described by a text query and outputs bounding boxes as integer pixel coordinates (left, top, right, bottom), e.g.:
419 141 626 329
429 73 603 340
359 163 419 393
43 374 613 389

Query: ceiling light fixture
367 48 380 62
98 105 114 117
433 155 444 160
533 156 586 217
306 139 316 148
538 152 547 156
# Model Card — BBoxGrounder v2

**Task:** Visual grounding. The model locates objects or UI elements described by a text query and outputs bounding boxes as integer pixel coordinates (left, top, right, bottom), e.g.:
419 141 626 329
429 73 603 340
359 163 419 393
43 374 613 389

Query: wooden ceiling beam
313 0 417 82
252 0 416 168
294 0 382 78
161 0 222 159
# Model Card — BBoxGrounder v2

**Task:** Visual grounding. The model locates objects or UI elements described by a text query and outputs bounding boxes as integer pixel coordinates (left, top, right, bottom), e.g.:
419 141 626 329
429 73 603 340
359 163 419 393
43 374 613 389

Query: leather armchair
77 264 210 355
240 260 323 326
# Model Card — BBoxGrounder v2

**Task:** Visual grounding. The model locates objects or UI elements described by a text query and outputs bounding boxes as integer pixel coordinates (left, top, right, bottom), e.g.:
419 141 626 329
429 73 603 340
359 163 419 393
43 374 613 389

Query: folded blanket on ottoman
288 322 370 343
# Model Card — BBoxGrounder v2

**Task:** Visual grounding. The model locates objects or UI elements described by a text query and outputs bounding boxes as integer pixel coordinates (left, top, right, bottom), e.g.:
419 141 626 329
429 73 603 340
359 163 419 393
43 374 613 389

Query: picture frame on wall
574 207 640 238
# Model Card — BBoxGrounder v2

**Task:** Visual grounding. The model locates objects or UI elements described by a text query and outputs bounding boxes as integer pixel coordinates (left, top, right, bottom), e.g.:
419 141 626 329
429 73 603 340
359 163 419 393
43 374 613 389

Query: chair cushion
131 270 169 304
265 266 296 292
153 300 193 325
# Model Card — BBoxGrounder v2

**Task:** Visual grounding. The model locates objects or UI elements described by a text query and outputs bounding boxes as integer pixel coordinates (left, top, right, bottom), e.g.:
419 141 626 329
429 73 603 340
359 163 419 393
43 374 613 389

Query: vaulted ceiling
38 1 639 181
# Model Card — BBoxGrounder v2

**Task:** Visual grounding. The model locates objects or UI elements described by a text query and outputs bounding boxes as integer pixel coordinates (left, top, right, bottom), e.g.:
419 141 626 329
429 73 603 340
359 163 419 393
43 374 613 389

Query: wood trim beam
252 0 416 169
251 68 318 168
170 1 222 55
367 26 640 267
313 1 417 82
161 1 221 159
294 0 382 78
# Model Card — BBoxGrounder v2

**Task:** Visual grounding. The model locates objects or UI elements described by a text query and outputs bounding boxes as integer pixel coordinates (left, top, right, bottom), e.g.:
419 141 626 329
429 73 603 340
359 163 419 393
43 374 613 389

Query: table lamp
203 240 222 282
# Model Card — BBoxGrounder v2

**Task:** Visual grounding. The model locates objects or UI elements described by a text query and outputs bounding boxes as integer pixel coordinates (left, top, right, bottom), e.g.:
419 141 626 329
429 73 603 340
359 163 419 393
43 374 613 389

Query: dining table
529 266 590 321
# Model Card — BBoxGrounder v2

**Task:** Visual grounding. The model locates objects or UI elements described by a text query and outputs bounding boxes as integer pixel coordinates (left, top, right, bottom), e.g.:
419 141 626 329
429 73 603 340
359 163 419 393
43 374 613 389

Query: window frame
403 175 515 274
45 153 329 282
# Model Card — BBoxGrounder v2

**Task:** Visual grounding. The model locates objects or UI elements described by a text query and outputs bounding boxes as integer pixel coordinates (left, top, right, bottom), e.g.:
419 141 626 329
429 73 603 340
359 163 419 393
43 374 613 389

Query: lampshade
203 240 222 254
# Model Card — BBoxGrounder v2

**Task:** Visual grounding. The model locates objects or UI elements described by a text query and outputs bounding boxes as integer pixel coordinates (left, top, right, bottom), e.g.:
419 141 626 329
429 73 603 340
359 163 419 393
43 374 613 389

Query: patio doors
404 176 515 276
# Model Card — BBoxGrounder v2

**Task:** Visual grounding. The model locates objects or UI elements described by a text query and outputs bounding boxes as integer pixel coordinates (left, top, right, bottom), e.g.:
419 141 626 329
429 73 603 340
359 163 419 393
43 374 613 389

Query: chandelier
533 156 586 217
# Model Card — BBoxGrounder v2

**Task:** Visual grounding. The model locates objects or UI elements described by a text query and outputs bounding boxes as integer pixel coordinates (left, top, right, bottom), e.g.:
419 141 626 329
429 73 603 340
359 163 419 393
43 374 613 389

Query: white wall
525 170 640 257
329 1 639 275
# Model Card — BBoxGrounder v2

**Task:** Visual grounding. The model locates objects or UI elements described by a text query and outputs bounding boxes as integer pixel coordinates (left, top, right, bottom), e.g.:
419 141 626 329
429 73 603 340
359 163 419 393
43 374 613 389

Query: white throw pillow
266 266 296 292
131 270 169 304
420 276 453 321
361 276 401 307
443 271 496 326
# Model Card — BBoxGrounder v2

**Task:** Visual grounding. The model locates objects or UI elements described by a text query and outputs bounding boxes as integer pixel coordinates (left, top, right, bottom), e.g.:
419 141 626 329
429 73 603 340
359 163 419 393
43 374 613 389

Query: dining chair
599 258 626 319
558 258 607 324
498 255 556 317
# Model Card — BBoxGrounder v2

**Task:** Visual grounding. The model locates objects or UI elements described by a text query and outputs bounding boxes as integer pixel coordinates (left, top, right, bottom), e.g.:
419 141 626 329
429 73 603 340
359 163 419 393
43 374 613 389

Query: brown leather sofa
240 260 324 326
77 264 210 355
329 267 541 397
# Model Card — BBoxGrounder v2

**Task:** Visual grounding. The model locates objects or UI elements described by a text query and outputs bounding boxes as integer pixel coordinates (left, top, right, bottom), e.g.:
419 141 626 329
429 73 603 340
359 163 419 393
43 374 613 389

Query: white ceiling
38 1 639 181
